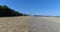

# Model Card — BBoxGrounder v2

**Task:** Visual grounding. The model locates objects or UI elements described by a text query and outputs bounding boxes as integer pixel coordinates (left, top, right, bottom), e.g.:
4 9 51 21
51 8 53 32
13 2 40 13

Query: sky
0 0 60 16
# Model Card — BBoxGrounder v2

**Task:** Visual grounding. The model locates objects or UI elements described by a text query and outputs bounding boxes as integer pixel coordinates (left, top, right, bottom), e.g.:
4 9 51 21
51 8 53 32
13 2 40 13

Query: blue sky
0 0 60 16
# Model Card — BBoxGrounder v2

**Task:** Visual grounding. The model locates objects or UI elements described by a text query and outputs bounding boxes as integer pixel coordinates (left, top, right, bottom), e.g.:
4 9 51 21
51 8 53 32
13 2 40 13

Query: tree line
0 5 29 17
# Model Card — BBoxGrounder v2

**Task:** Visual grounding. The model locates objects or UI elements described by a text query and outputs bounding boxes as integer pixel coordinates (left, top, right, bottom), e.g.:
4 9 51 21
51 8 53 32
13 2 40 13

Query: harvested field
0 16 31 32
29 17 60 32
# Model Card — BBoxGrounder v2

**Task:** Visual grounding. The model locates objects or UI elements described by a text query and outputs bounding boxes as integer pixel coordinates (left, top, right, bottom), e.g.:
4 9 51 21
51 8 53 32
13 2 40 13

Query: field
0 16 60 32
29 17 60 32
0 16 31 32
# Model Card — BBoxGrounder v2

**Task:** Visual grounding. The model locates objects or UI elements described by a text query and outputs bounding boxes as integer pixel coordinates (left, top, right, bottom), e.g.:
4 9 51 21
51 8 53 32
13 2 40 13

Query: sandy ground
38 17 60 23
0 16 31 32
1 16 60 32
29 17 60 32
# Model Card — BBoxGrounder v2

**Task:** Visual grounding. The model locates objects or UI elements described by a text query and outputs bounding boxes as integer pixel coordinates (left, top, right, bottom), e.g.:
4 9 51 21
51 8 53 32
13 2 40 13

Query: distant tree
0 5 24 17
23 14 27 16
34 15 37 16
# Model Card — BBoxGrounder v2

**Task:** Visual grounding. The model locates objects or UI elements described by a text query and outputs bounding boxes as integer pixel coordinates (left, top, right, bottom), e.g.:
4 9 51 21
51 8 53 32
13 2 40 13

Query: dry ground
1 16 60 32
0 16 31 32
37 17 60 23
29 17 60 32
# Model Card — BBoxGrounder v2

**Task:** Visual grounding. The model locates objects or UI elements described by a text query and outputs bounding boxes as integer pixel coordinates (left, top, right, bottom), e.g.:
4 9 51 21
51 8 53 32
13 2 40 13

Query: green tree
0 5 23 17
